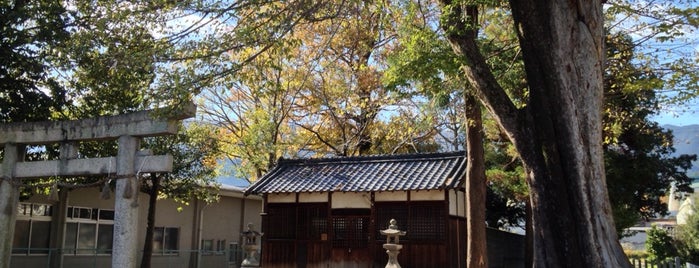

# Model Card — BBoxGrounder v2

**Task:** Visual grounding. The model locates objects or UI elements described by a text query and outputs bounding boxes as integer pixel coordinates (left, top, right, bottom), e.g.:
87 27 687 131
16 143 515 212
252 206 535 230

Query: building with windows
620 178 699 251
10 184 262 268
245 151 525 268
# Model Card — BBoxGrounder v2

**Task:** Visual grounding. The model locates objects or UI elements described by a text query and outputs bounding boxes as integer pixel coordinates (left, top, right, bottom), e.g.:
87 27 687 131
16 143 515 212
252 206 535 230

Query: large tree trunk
439 1 630 267
464 94 487 268
525 200 533 267
140 174 161 268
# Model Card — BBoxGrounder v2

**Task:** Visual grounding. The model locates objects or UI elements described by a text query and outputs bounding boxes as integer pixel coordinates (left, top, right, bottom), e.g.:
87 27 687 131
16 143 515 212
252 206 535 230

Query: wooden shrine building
245 151 472 268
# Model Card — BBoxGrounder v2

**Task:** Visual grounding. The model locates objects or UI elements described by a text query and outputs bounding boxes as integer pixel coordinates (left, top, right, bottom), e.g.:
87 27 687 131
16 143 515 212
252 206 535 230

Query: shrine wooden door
330 210 371 268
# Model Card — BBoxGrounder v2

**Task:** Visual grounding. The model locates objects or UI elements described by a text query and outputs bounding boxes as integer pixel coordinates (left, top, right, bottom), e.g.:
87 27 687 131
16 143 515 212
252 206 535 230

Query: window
375 202 408 241
215 240 226 255
201 239 214 254
266 204 297 239
153 227 179 254
266 203 328 241
297 203 328 240
67 207 97 220
409 203 445 241
96 224 113 252
375 201 446 242
228 242 241 263
18 203 53 217
64 206 114 255
331 209 370 249
13 203 52 255
200 239 226 255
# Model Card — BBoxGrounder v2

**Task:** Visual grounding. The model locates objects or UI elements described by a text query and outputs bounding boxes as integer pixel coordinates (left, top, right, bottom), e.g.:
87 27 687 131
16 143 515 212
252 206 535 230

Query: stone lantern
380 219 406 268
240 222 263 267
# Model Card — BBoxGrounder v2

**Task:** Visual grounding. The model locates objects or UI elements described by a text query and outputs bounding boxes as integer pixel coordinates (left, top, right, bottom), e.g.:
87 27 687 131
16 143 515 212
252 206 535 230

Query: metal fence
629 257 697 268
10 247 245 268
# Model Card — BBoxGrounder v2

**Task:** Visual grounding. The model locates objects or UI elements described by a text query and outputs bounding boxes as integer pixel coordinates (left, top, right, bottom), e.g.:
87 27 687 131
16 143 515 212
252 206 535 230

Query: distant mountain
664 124 699 178
216 159 251 188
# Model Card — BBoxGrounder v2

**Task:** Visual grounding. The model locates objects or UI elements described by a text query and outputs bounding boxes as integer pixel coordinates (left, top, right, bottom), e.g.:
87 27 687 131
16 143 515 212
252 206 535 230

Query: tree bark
525 200 533 267
140 174 161 268
439 0 631 266
464 94 488 268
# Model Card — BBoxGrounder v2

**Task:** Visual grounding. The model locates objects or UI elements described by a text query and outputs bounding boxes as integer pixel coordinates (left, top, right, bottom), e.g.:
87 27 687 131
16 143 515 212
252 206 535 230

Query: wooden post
113 136 140 268
49 188 69 268
0 144 23 268
49 142 77 268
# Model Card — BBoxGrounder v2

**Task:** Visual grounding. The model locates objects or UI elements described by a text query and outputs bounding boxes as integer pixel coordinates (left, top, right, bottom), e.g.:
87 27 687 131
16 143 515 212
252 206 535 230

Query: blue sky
653 111 699 126
606 1 699 127
652 98 699 126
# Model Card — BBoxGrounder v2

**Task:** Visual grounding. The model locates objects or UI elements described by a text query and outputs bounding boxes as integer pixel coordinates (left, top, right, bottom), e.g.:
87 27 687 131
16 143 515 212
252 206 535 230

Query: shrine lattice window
297 203 327 241
332 209 369 248
266 203 297 239
408 202 446 241
375 201 446 242
374 202 408 241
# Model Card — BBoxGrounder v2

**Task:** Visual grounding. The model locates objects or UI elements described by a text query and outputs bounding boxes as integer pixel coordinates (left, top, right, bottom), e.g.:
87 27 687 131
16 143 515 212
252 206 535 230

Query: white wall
331 192 371 208
449 189 465 217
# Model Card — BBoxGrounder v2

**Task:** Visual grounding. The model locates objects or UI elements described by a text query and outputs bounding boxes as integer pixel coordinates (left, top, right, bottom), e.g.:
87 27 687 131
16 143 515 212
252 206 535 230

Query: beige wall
331 192 371 209
267 193 295 203
11 186 262 268
375 191 407 201
449 189 466 217
199 195 264 246
299 192 328 203
411 190 444 201
269 190 447 206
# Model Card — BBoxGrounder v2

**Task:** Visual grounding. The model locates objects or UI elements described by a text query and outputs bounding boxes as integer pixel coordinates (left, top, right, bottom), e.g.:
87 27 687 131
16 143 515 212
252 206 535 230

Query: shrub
674 197 699 263
645 225 676 262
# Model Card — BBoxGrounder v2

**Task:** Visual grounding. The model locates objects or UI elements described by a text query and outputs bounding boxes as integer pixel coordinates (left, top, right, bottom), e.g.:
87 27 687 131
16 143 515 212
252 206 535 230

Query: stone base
383 244 403 268
241 245 260 267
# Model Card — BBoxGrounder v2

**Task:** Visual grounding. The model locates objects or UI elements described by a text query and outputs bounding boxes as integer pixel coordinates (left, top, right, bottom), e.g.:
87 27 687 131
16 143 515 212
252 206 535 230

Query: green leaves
143 123 223 204
603 30 697 234
605 0 699 108
674 197 699 263
0 0 69 122
645 225 677 262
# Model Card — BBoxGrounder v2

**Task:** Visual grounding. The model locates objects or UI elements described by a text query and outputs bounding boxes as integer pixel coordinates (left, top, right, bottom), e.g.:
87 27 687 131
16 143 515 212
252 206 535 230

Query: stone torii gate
0 103 195 268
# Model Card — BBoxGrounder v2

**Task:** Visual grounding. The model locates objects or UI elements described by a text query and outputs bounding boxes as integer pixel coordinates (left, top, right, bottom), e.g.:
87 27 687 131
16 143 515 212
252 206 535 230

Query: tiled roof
246 151 467 194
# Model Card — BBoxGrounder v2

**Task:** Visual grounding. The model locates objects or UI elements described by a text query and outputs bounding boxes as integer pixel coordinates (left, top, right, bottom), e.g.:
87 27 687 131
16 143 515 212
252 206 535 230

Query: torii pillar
113 135 140 267
0 144 23 268
0 103 195 268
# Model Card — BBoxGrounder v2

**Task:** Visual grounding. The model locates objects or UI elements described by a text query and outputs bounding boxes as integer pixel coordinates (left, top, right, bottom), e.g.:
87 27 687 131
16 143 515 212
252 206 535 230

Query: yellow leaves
233 46 259 63
202 155 219 170
603 116 623 145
